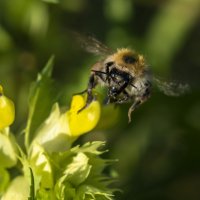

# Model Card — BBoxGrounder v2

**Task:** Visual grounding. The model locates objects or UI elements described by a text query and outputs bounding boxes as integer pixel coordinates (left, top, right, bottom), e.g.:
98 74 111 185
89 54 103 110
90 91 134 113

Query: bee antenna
91 70 107 75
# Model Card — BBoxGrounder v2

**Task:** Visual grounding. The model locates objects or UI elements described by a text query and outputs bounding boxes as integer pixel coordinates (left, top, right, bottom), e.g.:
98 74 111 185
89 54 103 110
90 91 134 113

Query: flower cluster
0 58 116 200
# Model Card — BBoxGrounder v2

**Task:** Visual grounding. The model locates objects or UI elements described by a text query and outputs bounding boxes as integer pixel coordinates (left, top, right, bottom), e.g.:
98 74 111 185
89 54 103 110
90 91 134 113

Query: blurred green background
0 0 200 199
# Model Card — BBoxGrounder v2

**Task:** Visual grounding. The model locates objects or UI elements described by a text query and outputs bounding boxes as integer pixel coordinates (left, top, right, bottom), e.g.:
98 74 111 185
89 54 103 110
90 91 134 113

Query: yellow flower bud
0 85 3 94
0 85 15 130
68 95 100 137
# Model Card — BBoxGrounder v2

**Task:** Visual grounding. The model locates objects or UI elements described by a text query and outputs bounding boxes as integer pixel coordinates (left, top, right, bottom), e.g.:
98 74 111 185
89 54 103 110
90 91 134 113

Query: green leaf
53 141 116 200
35 188 55 200
17 145 37 199
78 185 114 200
18 144 54 198
25 55 58 149
29 143 54 189
55 181 75 200
64 152 91 186
72 141 107 155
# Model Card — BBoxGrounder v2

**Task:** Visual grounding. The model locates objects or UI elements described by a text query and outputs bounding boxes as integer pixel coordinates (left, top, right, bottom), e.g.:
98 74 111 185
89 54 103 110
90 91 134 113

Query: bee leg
78 74 97 113
128 99 142 123
128 89 151 123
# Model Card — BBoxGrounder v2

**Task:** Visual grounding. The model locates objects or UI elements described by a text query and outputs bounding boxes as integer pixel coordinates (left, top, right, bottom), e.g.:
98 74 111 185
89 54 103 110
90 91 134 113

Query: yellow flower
68 95 101 137
0 85 15 130
30 95 100 152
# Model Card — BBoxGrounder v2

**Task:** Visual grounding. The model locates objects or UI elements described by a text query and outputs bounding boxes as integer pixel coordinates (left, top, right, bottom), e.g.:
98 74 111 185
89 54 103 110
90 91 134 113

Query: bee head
108 48 147 76
122 54 137 64
112 48 138 65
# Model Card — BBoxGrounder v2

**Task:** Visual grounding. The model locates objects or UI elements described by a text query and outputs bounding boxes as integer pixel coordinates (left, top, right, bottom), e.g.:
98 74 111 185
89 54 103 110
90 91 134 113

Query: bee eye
123 55 137 64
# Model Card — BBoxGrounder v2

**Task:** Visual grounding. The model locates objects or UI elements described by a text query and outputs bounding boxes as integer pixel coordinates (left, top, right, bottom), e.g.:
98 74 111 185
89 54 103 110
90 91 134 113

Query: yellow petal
68 95 100 137
0 95 15 130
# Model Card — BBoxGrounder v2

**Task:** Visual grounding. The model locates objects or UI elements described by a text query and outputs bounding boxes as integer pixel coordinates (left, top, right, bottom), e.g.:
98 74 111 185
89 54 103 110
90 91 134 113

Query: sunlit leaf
64 152 91 186
29 143 53 188
25 56 58 148
53 141 116 199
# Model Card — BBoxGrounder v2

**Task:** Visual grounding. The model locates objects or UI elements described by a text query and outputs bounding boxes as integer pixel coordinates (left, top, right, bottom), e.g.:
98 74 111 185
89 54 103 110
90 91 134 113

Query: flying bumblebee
74 33 189 123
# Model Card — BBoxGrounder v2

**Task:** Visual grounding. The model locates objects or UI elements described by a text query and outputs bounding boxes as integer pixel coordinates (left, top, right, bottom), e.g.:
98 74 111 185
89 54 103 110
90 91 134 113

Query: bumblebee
75 33 189 122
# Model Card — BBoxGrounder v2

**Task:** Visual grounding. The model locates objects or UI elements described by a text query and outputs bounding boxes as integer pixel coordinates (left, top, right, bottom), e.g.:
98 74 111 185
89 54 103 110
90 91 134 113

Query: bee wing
72 32 113 56
153 77 190 96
